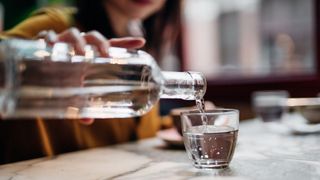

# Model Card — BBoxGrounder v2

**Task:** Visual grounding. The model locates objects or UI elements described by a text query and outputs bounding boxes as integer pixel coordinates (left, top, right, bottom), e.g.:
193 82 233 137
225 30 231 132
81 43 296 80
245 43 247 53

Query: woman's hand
38 28 146 56
38 28 146 125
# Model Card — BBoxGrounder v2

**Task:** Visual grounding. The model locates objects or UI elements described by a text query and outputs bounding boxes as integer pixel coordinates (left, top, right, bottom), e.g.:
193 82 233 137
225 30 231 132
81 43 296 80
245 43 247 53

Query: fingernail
80 118 94 125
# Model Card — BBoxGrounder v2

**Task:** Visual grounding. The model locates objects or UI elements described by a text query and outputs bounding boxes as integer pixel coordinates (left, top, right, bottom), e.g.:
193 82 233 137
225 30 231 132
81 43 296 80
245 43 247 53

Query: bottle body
0 39 206 119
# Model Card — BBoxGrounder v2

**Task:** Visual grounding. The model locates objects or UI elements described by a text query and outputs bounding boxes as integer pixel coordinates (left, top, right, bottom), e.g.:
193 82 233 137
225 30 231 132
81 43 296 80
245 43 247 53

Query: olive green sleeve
0 7 76 40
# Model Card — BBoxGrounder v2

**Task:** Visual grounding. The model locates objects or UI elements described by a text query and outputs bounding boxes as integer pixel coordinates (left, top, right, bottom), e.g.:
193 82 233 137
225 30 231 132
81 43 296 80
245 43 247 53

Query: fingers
82 31 110 57
56 28 86 55
79 118 95 125
109 37 146 49
204 101 216 110
38 28 146 57
36 30 58 44
82 36 146 56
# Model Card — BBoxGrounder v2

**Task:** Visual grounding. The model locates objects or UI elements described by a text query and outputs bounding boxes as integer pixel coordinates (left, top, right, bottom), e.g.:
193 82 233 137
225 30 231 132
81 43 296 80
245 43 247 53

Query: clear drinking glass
252 90 289 122
181 109 239 169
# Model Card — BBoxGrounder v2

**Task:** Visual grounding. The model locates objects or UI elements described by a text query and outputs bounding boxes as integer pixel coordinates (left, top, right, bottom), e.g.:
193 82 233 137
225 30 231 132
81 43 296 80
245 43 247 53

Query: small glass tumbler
181 109 239 169
252 90 289 122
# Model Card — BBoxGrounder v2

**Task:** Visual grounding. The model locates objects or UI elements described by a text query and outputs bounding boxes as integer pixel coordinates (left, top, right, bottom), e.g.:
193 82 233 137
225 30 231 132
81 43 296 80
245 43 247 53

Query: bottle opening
160 71 206 100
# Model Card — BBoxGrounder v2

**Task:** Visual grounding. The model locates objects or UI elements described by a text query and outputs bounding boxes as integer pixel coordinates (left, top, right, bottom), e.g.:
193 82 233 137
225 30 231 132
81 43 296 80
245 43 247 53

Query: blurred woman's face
106 0 166 20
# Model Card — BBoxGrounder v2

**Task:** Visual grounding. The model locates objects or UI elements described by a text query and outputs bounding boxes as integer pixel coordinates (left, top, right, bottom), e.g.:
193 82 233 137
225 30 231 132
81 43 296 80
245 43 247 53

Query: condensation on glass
0 39 206 119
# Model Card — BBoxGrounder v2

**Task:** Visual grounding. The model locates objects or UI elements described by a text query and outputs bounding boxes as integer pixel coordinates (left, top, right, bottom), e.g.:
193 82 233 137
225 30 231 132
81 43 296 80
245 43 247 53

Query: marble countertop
1 118 320 180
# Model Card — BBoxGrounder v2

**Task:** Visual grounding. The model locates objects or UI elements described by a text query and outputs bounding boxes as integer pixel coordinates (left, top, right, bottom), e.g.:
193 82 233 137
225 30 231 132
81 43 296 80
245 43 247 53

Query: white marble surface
1 119 320 180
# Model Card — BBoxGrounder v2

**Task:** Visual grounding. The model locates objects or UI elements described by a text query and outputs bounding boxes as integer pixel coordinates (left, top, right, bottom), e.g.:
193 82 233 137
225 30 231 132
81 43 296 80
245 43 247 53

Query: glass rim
180 108 239 116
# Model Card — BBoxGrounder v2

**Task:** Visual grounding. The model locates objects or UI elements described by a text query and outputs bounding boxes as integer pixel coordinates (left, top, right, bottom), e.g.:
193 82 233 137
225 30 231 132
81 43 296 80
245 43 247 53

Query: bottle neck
160 71 206 100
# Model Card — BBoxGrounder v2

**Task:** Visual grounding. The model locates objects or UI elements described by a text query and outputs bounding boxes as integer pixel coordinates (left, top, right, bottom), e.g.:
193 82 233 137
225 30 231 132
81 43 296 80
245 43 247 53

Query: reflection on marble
1 120 320 180
0 149 152 180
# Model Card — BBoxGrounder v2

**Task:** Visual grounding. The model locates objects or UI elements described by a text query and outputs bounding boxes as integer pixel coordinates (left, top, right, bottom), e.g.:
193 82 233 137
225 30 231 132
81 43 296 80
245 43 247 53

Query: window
182 0 319 119
183 0 315 79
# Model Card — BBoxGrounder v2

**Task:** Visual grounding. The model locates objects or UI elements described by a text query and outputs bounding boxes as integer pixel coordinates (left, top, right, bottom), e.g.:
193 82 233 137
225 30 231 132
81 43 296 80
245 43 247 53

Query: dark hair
75 0 182 62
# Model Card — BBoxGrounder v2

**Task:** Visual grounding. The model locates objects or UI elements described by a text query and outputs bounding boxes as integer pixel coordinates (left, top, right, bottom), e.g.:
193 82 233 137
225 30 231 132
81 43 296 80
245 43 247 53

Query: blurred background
182 0 319 119
0 0 318 119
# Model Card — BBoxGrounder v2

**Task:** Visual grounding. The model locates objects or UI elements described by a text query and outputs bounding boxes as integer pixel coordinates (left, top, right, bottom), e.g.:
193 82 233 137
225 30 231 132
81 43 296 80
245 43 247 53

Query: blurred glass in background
183 0 315 79
252 90 289 122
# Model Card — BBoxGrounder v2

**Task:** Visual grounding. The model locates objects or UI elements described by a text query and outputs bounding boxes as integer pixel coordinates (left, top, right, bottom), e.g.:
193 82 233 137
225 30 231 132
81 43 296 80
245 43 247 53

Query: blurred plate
282 113 320 134
287 97 320 107
287 97 320 124
157 128 184 147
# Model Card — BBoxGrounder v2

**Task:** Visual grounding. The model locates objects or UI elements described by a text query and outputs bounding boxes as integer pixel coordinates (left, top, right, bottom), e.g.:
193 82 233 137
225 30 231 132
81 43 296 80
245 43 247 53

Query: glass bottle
0 39 206 119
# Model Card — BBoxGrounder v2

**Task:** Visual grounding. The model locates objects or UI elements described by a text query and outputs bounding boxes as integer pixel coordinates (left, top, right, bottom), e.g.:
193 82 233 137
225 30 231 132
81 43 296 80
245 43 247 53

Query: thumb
109 37 146 49
79 118 95 125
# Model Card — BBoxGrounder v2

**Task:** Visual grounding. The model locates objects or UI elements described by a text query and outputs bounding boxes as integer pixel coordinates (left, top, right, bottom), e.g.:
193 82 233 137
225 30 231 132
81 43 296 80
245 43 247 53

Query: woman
0 0 182 164
1 0 181 63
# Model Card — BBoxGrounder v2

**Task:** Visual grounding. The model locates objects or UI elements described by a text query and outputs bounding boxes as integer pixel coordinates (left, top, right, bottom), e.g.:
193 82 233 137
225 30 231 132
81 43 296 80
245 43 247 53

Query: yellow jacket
0 7 169 164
